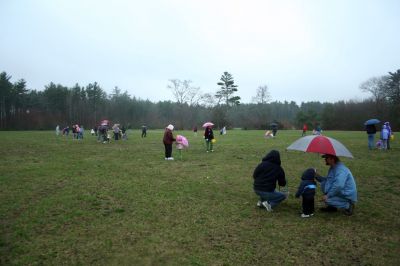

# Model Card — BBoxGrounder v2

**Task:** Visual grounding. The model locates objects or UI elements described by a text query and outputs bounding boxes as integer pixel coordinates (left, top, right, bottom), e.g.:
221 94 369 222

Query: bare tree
252 85 271 104
359 76 388 102
198 92 216 108
167 79 201 106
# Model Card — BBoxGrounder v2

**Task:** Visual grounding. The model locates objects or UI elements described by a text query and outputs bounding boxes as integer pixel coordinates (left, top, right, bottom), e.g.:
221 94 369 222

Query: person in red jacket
302 124 308 136
163 124 176 160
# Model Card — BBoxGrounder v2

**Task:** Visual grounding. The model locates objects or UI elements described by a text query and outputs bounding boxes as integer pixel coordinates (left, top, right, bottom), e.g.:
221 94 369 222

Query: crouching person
253 150 287 212
316 154 357 215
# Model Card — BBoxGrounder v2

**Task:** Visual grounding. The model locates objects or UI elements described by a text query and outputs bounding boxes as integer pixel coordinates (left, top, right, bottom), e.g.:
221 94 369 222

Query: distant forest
1 70 399 131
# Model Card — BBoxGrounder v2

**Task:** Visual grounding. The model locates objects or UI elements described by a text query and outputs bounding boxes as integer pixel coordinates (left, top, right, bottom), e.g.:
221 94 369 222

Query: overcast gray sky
1 0 399 104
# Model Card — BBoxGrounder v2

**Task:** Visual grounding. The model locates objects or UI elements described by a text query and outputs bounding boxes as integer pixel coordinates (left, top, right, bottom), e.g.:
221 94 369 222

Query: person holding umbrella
253 150 287 212
316 154 357 216
365 119 379 150
203 123 215 152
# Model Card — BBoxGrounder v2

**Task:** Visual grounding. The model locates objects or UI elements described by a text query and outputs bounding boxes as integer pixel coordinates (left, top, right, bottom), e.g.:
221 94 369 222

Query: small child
295 168 317 218
381 125 389 150
376 139 382 149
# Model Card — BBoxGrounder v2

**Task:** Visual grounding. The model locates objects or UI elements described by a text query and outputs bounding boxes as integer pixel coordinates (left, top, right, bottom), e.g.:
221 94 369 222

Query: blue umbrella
364 118 380 125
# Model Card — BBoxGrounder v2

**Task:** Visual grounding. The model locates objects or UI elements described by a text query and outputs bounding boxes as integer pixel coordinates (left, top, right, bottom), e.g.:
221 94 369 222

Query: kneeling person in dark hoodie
253 150 287 212
295 168 317 218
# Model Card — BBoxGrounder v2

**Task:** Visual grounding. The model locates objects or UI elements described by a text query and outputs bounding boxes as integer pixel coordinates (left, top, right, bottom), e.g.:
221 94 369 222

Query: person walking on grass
253 150 287 212
163 124 176 160
141 125 147 138
316 154 357 216
302 123 307 136
295 168 317 218
204 125 214 152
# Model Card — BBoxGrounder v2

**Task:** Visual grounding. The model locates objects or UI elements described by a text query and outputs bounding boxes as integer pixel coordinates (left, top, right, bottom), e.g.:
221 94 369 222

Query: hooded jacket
253 150 286 192
295 168 317 198
163 129 175 145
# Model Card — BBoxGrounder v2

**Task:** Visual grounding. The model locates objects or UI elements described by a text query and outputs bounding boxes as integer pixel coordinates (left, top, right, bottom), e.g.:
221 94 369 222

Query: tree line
0 70 399 131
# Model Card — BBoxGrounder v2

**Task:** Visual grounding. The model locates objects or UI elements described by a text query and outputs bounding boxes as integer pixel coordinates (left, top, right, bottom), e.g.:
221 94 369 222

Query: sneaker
168 157 174 160
206 150 209 153
262 201 272 212
301 213 314 218
211 150 214 152
320 206 338 212
344 203 354 216
256 201 262 208
165 157 168 160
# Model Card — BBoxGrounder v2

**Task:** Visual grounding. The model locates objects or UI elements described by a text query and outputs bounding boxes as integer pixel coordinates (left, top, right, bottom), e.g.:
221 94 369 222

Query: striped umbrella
287 135 353 158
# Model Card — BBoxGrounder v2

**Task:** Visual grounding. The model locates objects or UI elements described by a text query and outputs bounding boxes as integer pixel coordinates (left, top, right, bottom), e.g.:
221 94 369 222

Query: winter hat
166 124 174 131
301 168 316 180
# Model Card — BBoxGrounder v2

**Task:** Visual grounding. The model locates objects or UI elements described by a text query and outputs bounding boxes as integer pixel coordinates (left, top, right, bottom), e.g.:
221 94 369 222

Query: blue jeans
368 134 375 149
254 190 287 208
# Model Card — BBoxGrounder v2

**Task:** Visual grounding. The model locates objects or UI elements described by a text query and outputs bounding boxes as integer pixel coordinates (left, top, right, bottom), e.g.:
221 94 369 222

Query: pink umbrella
202 122 214 128
176 135 189 147
100 119 109 126
286 135 353 158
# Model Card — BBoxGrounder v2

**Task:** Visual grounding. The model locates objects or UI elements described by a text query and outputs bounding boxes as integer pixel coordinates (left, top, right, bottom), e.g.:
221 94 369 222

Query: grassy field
1 129 399 265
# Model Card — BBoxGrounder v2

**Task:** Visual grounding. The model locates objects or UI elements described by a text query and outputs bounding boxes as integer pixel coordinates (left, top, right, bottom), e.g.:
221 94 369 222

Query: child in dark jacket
295 168 317 218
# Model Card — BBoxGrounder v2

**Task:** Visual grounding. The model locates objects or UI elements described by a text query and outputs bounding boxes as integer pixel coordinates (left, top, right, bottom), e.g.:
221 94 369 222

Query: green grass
1 130 399 265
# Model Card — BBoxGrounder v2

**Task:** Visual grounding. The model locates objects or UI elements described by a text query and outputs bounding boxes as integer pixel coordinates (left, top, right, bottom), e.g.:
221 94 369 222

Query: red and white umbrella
202 122 214 128
286 135 353 158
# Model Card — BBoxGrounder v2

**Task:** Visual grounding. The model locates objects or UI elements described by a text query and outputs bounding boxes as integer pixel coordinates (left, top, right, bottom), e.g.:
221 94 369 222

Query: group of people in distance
253 150 357 218
366 121 393 150
162 123 216 160
301 123 322 136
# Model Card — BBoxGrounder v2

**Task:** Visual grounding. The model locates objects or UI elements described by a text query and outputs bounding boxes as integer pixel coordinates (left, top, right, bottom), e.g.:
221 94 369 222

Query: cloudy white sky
1 0 399 104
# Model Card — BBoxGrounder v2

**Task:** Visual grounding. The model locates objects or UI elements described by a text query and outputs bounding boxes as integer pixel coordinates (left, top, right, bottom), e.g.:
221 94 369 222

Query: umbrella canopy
202 122 214 128
364 118 380 126
176 135 189 147
100 119 109 126
287 135 353 158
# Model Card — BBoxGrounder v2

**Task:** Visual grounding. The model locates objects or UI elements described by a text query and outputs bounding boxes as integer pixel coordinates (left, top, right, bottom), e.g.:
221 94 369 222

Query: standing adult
193 126 198 136
56 125 60 136
365 124 377 150
271 124 278 136
204 126 214 152
302 124 308 136
113 124 120 140
163 124 176 160
141 125 147 138
316 154 357 215
253 150 287 212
